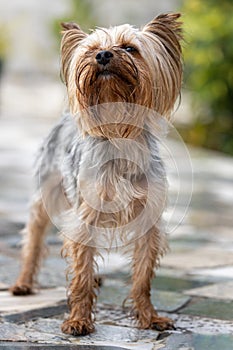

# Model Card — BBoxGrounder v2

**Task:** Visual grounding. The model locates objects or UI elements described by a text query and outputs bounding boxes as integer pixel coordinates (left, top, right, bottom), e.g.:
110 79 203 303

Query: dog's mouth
96 69 116 79
95 68 136 87
76 58 140 106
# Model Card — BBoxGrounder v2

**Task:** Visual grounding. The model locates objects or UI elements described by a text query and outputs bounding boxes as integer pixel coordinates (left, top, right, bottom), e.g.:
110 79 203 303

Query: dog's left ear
60 22 87 84
143 13 183 51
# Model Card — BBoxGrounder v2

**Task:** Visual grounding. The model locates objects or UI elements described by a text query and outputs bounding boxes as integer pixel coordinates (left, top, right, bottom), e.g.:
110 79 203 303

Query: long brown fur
10 199 50 295
11 13 183 336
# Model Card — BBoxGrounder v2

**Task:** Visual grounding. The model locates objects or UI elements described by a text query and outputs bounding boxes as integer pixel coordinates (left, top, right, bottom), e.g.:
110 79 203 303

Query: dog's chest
78 137 149 199
63 131 165 213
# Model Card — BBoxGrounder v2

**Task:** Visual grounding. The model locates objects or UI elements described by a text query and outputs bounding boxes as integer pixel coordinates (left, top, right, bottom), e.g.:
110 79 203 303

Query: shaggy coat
11 13 183 336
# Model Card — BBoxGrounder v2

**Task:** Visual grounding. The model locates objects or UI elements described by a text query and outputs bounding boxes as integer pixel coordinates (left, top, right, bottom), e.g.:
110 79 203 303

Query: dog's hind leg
10 197 50 295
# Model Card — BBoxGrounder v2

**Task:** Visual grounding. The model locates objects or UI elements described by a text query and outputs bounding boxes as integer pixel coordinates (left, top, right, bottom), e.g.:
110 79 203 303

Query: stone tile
162 246 233 270
14 319 160 349
0 344 129 349
151 276 207 292
0 321 67 345
0 288 67 322
170 226 233 249
0 283 188 324
96 304 133 328
1 235 22 249
98 281 190 313
0 252 17 264
102 271 129 282
38 257 67 288
189 266 233 280
0 260 21 286
97 305 174 331
69 324 160 349
204 226 233 243
0 282 9 290
151 291 191 313
3 303 67 323
22 329 66 344
102 273 207 293
26 318 64 336
0 322 27 342
187 208 233 229
98 280 129 306
161 333 233 350
180 299 233 321
174 314 233 334
169 237 209 250
185 281 233 300
0 219 24 237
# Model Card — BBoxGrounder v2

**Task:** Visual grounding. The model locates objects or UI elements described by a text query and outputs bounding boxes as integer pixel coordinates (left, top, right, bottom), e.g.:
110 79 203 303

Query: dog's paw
10 284 33 296
137 311 175 331
61 319 95 336
150 315 175 331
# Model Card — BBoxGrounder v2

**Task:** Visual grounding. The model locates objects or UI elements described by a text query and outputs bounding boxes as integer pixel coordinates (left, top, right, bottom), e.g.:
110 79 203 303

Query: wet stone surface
0 345 128 350
0 320 160 349
180 298 233 321
98 282 191 313
185 281 233 300
161 333 233 350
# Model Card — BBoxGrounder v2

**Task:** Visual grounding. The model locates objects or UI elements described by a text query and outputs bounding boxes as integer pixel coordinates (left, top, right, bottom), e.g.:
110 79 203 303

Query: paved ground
0 75 233 349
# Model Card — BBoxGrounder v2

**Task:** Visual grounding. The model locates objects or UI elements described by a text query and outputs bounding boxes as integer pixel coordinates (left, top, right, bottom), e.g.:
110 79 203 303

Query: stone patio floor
0 76 233 349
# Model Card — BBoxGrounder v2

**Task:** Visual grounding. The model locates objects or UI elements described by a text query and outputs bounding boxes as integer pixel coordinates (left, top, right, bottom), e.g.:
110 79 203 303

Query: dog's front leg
130 226 174 331
61 239 96 336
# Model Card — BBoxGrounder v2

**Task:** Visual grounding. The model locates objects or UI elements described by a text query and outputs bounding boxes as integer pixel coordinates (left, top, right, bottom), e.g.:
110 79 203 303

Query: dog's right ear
60 22 87 84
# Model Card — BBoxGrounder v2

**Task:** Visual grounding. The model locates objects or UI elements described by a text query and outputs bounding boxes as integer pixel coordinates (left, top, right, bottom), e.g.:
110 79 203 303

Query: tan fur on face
61 13 183 138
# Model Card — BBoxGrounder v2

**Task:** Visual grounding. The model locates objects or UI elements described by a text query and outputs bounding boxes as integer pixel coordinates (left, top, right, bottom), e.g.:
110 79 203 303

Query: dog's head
61 14 183 138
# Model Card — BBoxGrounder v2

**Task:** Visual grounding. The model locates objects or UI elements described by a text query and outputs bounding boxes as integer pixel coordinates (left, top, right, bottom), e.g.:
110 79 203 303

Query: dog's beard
78 103 148 139
74 50 153 138
76 50 140 106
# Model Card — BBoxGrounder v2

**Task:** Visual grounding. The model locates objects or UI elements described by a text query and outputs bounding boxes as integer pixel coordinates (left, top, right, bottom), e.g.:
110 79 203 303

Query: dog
10 13 183 336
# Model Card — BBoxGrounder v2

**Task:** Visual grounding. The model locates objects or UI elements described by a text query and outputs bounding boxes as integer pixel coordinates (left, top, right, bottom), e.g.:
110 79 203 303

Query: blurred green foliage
52 0 96 44
0 24 10 77
0 24 9 59
179 0 233 155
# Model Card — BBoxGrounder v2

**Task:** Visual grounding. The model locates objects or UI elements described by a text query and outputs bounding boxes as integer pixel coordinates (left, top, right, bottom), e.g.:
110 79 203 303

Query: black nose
95 50 113 66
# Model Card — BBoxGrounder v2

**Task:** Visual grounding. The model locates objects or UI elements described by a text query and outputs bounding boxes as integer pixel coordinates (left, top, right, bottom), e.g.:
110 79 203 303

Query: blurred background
0 0 232 153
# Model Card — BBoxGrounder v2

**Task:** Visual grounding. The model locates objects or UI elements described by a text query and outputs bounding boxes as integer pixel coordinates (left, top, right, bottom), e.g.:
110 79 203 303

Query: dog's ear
143 13 183 52
60 22 87 84
142 13 183 117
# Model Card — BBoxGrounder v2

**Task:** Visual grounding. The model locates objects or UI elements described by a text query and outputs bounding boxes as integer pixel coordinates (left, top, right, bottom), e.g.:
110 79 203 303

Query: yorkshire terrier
11 13 183 336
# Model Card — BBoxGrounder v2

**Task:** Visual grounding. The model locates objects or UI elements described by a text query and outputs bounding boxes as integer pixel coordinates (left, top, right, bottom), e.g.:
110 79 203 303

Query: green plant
179 0 233 155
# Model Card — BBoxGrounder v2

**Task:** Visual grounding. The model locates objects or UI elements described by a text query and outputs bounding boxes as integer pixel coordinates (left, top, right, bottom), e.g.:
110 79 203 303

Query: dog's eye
123 46 138 54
